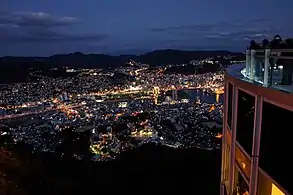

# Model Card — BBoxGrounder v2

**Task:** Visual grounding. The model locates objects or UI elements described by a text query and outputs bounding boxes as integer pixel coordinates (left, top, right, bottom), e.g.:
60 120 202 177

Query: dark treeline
1 142 221 195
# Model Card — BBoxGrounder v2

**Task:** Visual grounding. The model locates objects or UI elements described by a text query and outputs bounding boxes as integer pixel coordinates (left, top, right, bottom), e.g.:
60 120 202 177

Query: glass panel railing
254 58 265 83
241 49 293 93
270 60 293 93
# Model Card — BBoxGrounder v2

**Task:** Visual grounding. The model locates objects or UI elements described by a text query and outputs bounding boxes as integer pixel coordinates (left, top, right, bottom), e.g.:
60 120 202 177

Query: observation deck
229 49 293 94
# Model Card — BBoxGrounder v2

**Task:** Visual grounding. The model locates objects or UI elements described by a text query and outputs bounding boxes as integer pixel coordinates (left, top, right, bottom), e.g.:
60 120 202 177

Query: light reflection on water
182 89 224 104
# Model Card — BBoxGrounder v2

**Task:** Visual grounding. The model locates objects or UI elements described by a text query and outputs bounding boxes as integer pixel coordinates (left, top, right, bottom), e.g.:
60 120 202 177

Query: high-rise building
221 48 293 195
172 90 178 101
153 86 160 105
59 92 69 101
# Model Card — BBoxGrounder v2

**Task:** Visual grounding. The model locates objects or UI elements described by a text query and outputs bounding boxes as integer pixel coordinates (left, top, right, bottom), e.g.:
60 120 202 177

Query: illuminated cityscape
1 37 293 194
0 1 292 194
0 56 232 156
0 52 237 193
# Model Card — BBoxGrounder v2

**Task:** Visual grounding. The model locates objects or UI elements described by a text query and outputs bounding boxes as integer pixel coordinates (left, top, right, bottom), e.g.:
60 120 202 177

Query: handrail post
246 50 251 77
263 49 270 87
250 50 256 80
249 96 263 195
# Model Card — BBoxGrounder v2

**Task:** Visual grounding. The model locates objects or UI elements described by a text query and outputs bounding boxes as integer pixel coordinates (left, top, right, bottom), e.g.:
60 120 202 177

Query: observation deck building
220 48 293 195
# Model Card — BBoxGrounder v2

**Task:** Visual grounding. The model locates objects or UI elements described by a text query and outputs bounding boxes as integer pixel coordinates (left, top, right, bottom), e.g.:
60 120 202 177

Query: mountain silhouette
1 49 243 68
0 49 244 83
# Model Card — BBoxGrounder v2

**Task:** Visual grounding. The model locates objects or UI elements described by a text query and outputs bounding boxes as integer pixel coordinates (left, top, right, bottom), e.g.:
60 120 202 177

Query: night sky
1 0 293 56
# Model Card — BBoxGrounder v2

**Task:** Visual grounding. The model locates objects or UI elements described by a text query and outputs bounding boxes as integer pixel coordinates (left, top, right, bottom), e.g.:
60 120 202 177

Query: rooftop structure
221 42 293 195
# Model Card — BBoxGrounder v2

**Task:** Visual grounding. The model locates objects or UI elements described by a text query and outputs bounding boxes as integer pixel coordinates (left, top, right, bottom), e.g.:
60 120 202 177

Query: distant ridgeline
0 50 244 83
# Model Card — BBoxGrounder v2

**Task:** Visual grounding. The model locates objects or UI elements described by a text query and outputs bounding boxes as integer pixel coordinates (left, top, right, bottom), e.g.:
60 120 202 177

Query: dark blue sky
1 0 293 56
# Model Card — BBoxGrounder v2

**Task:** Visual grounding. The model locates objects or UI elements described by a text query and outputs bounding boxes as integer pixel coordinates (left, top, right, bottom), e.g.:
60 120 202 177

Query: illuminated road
88 85 223 97
0 104 80 120
0 108 55 120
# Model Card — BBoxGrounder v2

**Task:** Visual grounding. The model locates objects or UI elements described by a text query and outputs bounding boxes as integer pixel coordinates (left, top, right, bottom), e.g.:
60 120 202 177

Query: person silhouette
270 34 282 49
249 40 261 50
285 38 293 48
262 39 270 49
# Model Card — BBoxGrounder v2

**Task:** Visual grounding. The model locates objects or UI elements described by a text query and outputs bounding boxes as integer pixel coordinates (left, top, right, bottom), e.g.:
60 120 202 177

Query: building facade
220 49 293 195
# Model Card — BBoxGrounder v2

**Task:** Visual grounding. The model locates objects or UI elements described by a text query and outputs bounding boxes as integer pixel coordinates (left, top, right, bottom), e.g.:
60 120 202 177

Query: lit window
271 184 285 195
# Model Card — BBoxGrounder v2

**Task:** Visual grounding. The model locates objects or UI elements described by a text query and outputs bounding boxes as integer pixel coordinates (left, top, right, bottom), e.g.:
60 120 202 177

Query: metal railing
243 49 293 93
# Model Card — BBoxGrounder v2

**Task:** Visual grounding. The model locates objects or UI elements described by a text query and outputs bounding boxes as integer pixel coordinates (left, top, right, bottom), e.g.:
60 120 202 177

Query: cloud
150 18 289 42
204 28 274 41
0 12 107 42
0 12 79 27
151 24 215 33
150 24 217 36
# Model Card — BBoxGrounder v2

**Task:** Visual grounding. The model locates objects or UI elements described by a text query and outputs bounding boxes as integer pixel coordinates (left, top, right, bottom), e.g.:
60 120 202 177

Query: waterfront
183 89 224 104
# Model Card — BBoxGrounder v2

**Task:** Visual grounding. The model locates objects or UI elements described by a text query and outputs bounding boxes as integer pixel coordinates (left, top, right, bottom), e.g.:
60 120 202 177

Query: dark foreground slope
113 143 222 194
2 143 221 195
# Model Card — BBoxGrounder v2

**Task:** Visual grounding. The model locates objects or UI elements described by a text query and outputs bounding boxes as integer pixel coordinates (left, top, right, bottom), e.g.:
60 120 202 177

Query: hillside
1 143 221 194
0 49 244 83
136 49 243 65
0 49 243 68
